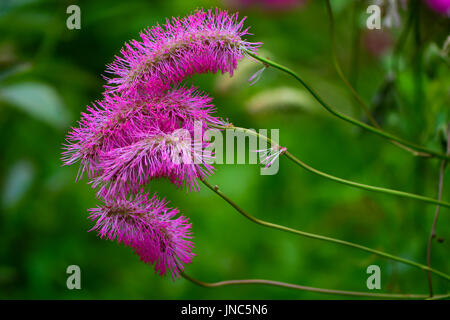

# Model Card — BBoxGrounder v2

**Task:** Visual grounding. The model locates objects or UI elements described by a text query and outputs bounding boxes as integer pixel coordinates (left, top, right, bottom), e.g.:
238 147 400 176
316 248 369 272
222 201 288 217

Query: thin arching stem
208 123 450 209
427 129 450 296
242 49 450 162
427 159 447 296
324 0 429 157
349 0 361 91
284 150 450 208
325 0 377 126
426 293 450 300
180 272 443 299
392 0 414 74
200 179 450 282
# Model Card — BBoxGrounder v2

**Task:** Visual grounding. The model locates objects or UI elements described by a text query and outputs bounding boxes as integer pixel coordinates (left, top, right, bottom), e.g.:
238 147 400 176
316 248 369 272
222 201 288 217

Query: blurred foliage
0 0 449 299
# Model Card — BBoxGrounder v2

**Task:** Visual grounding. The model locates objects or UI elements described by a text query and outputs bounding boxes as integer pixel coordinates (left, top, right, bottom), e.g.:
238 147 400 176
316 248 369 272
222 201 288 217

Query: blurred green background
0 0 449 299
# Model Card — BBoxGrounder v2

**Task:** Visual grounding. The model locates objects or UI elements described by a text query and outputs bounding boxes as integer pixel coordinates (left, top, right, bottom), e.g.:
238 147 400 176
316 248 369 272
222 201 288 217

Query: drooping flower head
93 125 215 199
62 8 255 280
105 8 261 95
62 95 145 180
88 191 194 279
62 86 221 182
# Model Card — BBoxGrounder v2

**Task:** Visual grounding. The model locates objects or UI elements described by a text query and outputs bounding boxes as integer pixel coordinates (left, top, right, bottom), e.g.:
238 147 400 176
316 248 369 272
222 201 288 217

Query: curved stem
325 0 377 126
200 179 450 282
209 123 450 209
392 0 414 74
349 0 361 92
243 49 450 162
181 272 441 299
427 129 449 296
324 0 429 157
284 150 450 208
426 293 450 300
426 159 446 296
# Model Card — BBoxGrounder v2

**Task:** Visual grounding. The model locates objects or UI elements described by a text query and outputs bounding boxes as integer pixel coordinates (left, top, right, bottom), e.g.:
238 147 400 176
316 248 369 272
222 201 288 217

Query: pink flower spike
62 85 222 182
88 191 194 279
93 126 214 199
104 8 261 95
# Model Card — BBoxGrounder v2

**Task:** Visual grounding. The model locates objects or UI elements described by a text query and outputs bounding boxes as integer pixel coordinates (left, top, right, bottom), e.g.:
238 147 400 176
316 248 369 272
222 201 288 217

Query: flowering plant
63 4 449 298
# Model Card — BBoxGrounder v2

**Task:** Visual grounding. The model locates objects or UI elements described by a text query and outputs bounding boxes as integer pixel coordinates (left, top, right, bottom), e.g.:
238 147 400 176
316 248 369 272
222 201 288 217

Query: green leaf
0 82 70 129
1 160 34 209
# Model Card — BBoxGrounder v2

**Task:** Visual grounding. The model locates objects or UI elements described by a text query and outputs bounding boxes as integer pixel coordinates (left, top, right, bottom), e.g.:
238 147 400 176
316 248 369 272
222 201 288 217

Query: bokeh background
0 0 449 299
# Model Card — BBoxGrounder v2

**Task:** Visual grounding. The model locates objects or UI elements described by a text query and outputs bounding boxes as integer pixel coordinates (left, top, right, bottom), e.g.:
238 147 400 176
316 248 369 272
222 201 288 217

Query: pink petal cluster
63 8 259 279
105 8 260 95
93 126 214 198
63 85 220 184
89 192 194 278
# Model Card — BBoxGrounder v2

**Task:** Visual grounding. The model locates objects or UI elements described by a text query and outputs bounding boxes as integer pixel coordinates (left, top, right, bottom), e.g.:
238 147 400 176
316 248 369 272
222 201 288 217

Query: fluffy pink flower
62 95 144 179
62 86 221 181
88 192 194 278
92 125 214 198
105 8 261 95
62 8 258 279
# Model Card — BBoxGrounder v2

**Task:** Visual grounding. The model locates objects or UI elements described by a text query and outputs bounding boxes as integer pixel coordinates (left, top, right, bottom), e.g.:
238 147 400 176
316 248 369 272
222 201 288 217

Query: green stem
426 293 450 300
427 128 450 296
181 272 443 299
200 180 450 282
209 123 450 209
324 0 429 157
392 1 414 74
243 49 450 162
349 0 361 92
325 0 378 127
427 159 446 297
284 150 450 208
411 0 425 137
